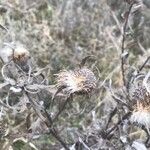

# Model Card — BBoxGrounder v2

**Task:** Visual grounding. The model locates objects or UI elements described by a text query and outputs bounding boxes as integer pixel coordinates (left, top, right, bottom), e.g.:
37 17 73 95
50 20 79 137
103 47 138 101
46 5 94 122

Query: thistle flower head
13 44 30 63
0 43 30 63
130 85 150 128
56 67 96 94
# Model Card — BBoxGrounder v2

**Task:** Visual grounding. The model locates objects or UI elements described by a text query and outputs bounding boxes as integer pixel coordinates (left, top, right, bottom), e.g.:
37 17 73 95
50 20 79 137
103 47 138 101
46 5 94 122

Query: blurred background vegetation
0 0 150 149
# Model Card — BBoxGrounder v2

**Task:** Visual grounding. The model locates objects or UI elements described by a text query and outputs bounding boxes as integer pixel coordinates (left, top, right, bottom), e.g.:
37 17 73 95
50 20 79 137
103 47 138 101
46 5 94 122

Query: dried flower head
56 67 96 94
0 43 30 64
13 45 30 63
130 85 150 128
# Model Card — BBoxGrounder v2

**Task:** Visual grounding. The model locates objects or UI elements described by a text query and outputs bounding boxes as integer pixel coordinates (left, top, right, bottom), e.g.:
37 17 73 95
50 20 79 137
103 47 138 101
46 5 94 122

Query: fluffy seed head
56 67 96 94
130 101 150 128
130 86 150 128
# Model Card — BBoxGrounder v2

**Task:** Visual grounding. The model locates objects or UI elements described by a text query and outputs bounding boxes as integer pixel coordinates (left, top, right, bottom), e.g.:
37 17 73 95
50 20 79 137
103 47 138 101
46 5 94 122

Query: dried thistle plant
0 43 30 63
56 67 97 94
0 0 150 149
130 85 150 130
0 42 31 72
12 44 30 64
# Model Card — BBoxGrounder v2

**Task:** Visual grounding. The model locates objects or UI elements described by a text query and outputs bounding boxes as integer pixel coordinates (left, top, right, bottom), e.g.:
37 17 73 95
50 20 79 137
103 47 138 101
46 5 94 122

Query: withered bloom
130 86 150 128
0 43 30 72
0 43 30 64
13 44 30 72
13 44 30 64
56 67 96 94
